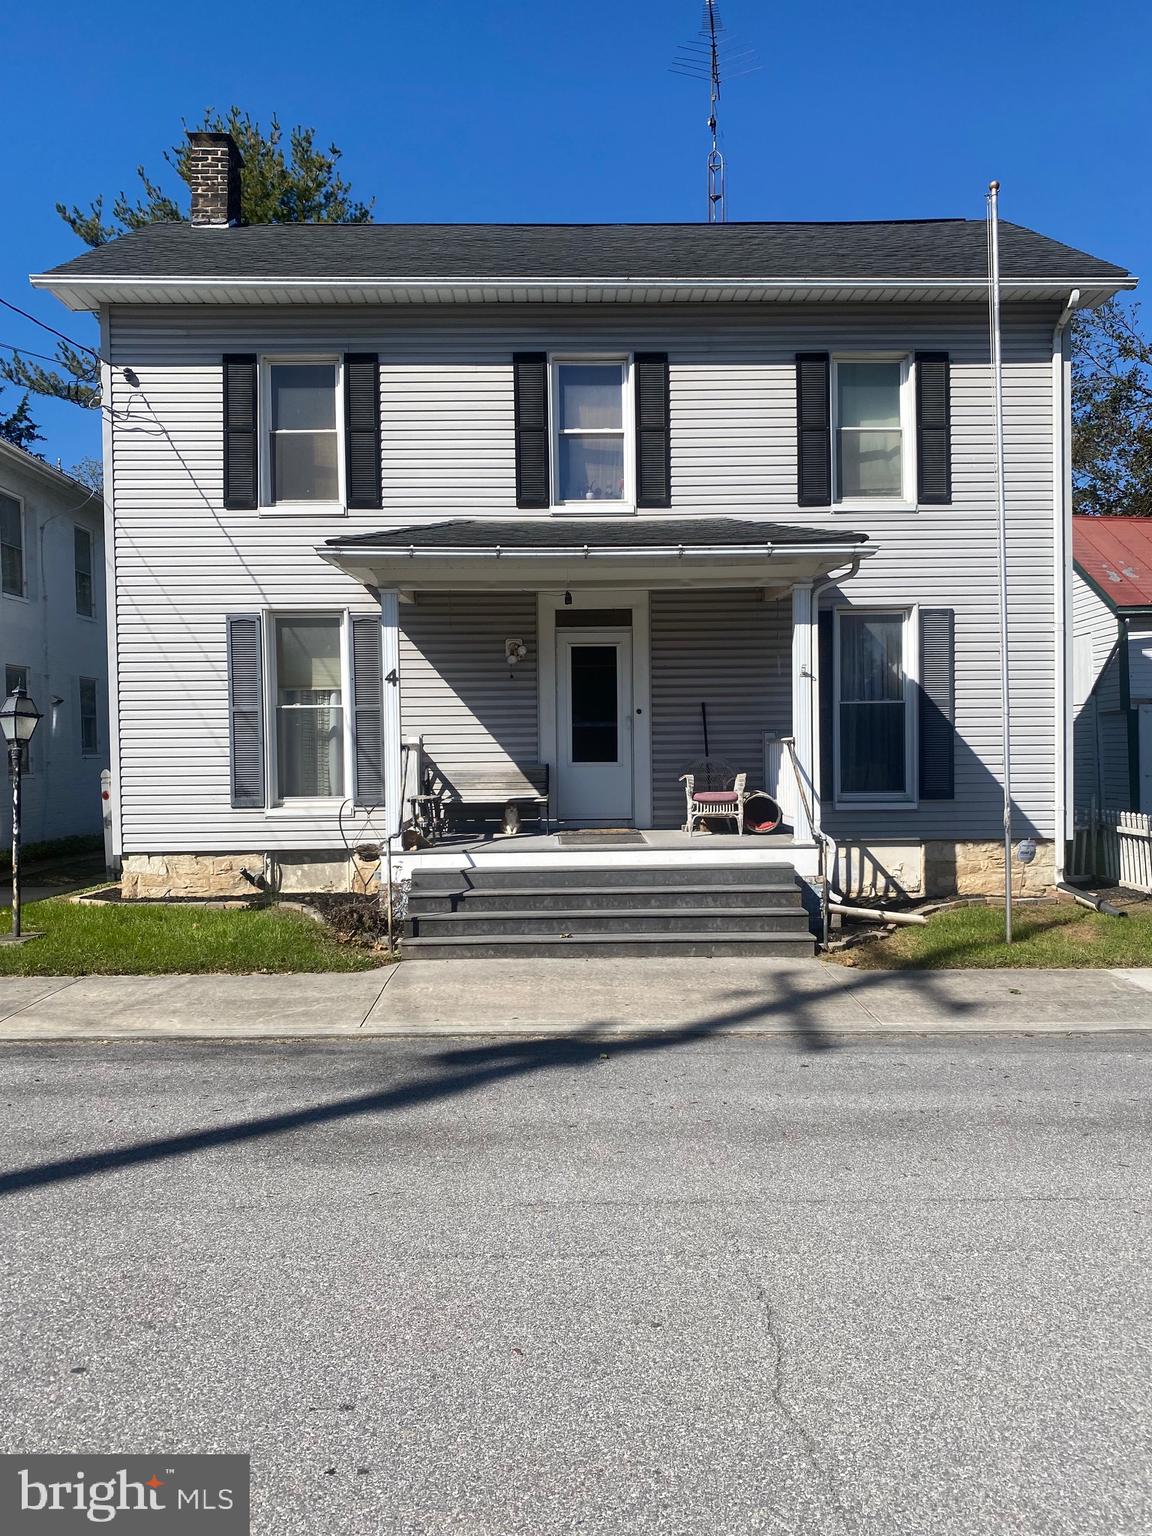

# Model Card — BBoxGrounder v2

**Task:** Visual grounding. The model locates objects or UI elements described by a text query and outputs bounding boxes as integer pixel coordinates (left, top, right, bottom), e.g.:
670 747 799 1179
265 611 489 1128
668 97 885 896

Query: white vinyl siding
1071 566 1127 815
106 302 1059 850
399 594 538 782
649 590 791 829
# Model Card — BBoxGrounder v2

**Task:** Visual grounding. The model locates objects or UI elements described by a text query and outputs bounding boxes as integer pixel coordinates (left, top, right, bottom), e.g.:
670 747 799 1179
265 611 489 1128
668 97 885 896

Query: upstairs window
75 525 95 616
273 615 345 799
833 359 911 503
264 361 341 506
553 362 628 505
1 492 24 597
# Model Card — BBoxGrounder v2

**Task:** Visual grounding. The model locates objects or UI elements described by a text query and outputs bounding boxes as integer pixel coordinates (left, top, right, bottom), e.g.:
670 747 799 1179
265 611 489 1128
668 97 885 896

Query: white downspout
1052 288 1081 884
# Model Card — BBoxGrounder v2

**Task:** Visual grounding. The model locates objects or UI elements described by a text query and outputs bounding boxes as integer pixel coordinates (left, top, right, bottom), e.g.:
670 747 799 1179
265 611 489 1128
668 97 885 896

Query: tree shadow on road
0 961 989 1197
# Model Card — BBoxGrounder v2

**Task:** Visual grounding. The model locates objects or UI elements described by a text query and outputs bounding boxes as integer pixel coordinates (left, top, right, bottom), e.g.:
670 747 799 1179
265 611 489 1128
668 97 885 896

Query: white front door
556 629 634 823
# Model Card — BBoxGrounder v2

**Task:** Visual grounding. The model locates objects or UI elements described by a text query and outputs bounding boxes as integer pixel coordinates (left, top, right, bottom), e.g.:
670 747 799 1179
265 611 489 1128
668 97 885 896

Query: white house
0 439 108 849
30 130 1136 951
1072 514 1152 817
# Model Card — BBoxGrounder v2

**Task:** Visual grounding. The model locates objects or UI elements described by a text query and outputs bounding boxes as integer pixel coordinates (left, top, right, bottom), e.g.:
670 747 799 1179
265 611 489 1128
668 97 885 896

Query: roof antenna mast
671 3 758 223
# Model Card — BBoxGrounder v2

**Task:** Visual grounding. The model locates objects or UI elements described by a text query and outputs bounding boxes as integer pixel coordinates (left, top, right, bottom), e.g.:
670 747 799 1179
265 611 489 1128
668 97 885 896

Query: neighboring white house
1073 514 1152 816
30 130 1137 912
0 439 108 848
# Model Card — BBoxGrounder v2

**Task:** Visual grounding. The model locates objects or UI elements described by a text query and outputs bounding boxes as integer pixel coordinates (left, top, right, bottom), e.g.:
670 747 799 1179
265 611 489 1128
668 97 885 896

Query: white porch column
379 589 403 836
790 582 819 842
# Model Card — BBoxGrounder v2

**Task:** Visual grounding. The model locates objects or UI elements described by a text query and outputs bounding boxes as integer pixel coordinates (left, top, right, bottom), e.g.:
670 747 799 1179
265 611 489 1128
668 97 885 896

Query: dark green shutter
797 354 831 507
818 610 834 800
915 353 951 505
351 614 386 807
634 353 671 508
227 614 265 807
223 355 258 510
344 354 382 509
919 608 955 799
513 353 549 508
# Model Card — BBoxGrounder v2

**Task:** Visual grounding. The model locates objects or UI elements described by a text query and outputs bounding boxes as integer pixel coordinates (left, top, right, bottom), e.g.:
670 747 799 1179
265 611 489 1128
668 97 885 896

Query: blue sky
3 0 1149 471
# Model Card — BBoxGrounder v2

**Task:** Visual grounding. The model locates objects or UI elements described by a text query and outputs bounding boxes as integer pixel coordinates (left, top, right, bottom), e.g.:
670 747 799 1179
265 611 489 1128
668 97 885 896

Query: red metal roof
1073 516 1152 608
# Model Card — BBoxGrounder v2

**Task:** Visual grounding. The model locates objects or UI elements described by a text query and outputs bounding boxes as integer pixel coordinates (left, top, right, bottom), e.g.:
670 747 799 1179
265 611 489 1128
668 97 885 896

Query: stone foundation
120 851 382 899
923 840 1056 898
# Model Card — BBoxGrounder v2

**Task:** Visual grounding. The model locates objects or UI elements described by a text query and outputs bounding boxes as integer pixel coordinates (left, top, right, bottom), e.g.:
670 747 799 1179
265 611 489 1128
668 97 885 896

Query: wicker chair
680 758 748 836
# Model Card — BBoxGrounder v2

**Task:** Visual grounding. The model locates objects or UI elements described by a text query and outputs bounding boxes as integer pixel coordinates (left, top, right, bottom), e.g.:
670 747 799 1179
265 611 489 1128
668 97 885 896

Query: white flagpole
987 180 1013 943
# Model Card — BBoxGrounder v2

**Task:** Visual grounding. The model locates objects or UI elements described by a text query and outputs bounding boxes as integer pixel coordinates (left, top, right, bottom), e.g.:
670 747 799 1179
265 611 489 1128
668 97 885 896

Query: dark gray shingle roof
327 518 868 551
42 220 1129 282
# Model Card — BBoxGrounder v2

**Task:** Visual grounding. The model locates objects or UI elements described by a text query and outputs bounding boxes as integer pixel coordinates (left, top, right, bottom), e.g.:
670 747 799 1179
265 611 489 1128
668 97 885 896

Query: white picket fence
1070 807 1152 893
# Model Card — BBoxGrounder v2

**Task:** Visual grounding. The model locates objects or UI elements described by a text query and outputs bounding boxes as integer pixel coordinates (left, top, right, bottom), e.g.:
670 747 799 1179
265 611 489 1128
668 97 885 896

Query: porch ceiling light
0 688 41 747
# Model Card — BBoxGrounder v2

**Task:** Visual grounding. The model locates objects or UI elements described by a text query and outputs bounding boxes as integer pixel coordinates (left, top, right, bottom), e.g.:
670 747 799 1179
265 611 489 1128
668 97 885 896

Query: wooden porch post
379 589 403 836
790 582 819 843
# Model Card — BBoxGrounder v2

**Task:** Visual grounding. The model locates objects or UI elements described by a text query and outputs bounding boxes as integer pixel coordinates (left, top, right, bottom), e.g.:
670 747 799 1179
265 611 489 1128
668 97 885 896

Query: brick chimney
185 131 243 227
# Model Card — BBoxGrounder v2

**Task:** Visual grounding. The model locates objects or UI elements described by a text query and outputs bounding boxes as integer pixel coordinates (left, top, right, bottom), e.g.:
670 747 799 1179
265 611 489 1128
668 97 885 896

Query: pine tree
2 109 373 410
0 387 44 452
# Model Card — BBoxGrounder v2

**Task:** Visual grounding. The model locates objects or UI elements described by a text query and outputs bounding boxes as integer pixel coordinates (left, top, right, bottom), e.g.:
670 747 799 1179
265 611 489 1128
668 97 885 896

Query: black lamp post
1 688 42 940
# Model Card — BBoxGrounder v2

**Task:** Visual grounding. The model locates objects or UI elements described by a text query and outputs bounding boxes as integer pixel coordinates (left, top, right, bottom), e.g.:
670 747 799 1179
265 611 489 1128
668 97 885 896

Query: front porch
321 517 874 873
391 825 820 883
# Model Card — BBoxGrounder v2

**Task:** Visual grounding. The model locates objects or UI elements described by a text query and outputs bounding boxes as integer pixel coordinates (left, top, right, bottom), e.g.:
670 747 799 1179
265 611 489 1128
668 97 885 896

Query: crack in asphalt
756 1283 853 1534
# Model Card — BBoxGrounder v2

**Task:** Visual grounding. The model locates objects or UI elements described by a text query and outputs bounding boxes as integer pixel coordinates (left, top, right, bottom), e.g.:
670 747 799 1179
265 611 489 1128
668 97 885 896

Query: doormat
557 830 647 847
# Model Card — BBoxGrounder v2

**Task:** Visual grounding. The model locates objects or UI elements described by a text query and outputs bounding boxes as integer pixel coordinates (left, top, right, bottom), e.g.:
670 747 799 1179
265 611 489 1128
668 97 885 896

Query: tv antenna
671 2 758 222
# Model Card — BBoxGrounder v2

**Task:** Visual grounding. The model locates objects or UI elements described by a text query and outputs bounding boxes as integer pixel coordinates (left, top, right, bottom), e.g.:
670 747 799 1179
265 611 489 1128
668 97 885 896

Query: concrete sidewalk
1 958 1151 1040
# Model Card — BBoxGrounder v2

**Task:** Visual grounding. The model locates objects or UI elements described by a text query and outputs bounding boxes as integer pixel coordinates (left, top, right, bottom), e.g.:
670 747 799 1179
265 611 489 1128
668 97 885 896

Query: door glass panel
570 645 618 763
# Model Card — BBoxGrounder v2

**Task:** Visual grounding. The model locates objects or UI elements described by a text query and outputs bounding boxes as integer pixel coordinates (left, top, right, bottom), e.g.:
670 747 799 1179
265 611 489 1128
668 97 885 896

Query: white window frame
79 676 100 758
74 522 96 618
258 356 346 515
831 354 916 511
0 489 27 600
264 610 353 808
549 355 635 514
4 664 34 771
832 605 919 809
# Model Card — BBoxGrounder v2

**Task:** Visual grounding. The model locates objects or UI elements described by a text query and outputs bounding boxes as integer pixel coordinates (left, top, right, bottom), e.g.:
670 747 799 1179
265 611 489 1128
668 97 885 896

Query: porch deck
392 827 819 880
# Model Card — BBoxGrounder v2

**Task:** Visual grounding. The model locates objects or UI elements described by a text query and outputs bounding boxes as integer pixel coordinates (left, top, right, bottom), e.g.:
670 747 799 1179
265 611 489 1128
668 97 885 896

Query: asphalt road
0 1034 1148 1535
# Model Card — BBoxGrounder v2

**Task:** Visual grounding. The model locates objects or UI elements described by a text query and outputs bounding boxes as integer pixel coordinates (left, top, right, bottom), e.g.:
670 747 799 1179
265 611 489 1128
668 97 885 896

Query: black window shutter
797 354 832 507
919 608 955 799
351 614 386 807
227 614 265 808
513 353 549 508
344 354 382 509
634 353 671 508
915 353 952 505
223 355 258 511
818 610 834 801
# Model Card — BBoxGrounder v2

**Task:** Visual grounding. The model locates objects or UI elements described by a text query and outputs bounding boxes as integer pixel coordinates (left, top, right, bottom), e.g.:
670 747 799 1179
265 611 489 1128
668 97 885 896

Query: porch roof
320 517 874 591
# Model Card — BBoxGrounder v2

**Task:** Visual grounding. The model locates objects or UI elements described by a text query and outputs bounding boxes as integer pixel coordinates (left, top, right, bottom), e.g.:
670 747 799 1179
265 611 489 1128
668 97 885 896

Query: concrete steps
401 861 816 960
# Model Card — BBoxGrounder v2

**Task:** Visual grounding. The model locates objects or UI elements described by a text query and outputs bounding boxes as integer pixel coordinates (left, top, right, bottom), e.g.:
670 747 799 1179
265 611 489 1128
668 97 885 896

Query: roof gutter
320 541 876 561
29 272 1138 312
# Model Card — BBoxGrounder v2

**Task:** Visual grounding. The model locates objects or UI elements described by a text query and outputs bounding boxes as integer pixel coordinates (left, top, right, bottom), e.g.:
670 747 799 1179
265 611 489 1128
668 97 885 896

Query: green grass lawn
0 899 382 976
841 901 1152 969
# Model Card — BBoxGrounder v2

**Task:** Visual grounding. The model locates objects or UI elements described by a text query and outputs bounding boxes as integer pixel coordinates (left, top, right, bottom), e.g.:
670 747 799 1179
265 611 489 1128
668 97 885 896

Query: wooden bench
439 764 551 834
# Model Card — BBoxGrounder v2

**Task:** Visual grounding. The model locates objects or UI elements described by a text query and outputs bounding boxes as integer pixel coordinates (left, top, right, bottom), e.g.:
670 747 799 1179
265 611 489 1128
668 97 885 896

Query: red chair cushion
693 791 739 804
